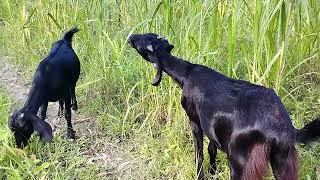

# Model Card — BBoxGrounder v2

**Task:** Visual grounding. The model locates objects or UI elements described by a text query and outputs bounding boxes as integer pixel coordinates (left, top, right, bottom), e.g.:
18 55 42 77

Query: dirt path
0 57 140 179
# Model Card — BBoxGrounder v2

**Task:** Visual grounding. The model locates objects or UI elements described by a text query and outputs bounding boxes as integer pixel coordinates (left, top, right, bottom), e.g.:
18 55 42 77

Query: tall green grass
0 0 319 179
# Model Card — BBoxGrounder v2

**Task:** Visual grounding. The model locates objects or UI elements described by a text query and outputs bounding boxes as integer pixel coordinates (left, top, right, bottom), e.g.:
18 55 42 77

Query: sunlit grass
0 92 100 179
0 0 319 179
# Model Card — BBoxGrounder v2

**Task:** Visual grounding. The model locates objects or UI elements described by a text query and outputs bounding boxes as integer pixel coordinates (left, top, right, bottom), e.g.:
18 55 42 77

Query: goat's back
184 70 297 149
33 40 80 93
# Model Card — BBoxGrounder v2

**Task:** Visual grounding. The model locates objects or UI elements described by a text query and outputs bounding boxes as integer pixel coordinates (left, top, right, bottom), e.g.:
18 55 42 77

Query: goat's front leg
208 141 217 175
39 102 48 120
64 95 76 139
71 85 78 111
191 121 204 180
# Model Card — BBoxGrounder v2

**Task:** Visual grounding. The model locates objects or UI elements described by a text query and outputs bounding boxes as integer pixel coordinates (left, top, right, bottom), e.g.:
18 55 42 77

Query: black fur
129 33 320 180
296 118 320 143
8 27 80 148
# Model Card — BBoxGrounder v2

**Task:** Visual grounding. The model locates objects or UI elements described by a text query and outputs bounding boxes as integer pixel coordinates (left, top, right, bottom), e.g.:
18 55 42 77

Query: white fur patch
147 44 153 52
19 113 24 119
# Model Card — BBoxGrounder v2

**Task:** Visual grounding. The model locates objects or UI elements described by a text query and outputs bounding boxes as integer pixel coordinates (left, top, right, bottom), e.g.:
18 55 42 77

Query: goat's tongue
152 67 162 86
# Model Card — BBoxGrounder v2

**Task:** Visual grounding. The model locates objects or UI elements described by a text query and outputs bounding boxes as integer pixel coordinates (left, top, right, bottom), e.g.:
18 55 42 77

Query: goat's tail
296 118 320 144
63 27 79 42
242 144 269 180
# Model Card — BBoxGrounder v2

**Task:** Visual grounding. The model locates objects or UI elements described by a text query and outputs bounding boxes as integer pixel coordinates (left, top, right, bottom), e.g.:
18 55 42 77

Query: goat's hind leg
228 131 269 180
270 145 299 180
228 147 247 180
64 94 76 139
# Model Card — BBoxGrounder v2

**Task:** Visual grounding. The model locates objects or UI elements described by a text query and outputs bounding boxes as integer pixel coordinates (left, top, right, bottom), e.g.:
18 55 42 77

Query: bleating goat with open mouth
129 33 320 180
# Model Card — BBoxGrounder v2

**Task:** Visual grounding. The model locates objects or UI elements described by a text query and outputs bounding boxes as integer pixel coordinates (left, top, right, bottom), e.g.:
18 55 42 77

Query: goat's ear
16 113 26 127
30 114 53 142
166 44 174 53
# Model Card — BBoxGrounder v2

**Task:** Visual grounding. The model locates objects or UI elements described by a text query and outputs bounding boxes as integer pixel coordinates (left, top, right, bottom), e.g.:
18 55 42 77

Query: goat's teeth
153 63 158 68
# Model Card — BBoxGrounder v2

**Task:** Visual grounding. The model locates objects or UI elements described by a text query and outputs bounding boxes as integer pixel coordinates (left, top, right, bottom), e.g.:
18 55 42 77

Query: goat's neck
23 85 44 114
158 53 193 88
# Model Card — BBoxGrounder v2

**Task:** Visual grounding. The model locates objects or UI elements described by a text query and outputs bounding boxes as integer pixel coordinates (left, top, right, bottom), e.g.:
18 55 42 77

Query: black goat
8 28 80 148
129 33 320 180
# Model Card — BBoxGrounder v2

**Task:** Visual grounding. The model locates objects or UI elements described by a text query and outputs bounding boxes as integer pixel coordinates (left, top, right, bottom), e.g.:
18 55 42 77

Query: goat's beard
152 63 162 86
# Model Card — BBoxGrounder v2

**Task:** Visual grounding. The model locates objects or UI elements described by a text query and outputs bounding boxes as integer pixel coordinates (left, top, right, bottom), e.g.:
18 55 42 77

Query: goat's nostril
128 35 138 47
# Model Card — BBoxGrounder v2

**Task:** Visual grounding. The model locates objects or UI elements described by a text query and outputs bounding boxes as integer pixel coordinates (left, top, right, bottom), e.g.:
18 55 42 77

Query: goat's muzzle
128 35 136 48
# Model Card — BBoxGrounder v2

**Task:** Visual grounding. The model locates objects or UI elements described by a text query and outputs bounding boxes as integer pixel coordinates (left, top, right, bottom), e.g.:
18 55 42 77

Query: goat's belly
46 88 67 102
47 96 61 102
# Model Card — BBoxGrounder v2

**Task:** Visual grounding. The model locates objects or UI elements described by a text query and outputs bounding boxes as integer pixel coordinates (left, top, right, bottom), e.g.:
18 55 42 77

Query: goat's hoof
66 129 76 139
72 104 78 111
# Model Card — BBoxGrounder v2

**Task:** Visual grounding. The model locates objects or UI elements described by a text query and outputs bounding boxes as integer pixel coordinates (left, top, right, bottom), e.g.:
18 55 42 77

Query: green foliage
0 0 319 179
0 93 100 179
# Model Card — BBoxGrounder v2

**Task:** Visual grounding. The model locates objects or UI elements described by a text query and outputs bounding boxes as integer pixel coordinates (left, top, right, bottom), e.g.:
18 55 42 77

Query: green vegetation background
0 0 319 179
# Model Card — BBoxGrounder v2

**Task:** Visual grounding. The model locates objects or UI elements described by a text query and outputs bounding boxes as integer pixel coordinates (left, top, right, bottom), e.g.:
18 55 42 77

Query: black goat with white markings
129 33 320 180
9 28 80 148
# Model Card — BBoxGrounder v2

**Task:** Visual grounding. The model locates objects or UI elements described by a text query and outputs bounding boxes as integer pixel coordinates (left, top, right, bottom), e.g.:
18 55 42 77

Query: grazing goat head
8 109 53 148
129 33 174 86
